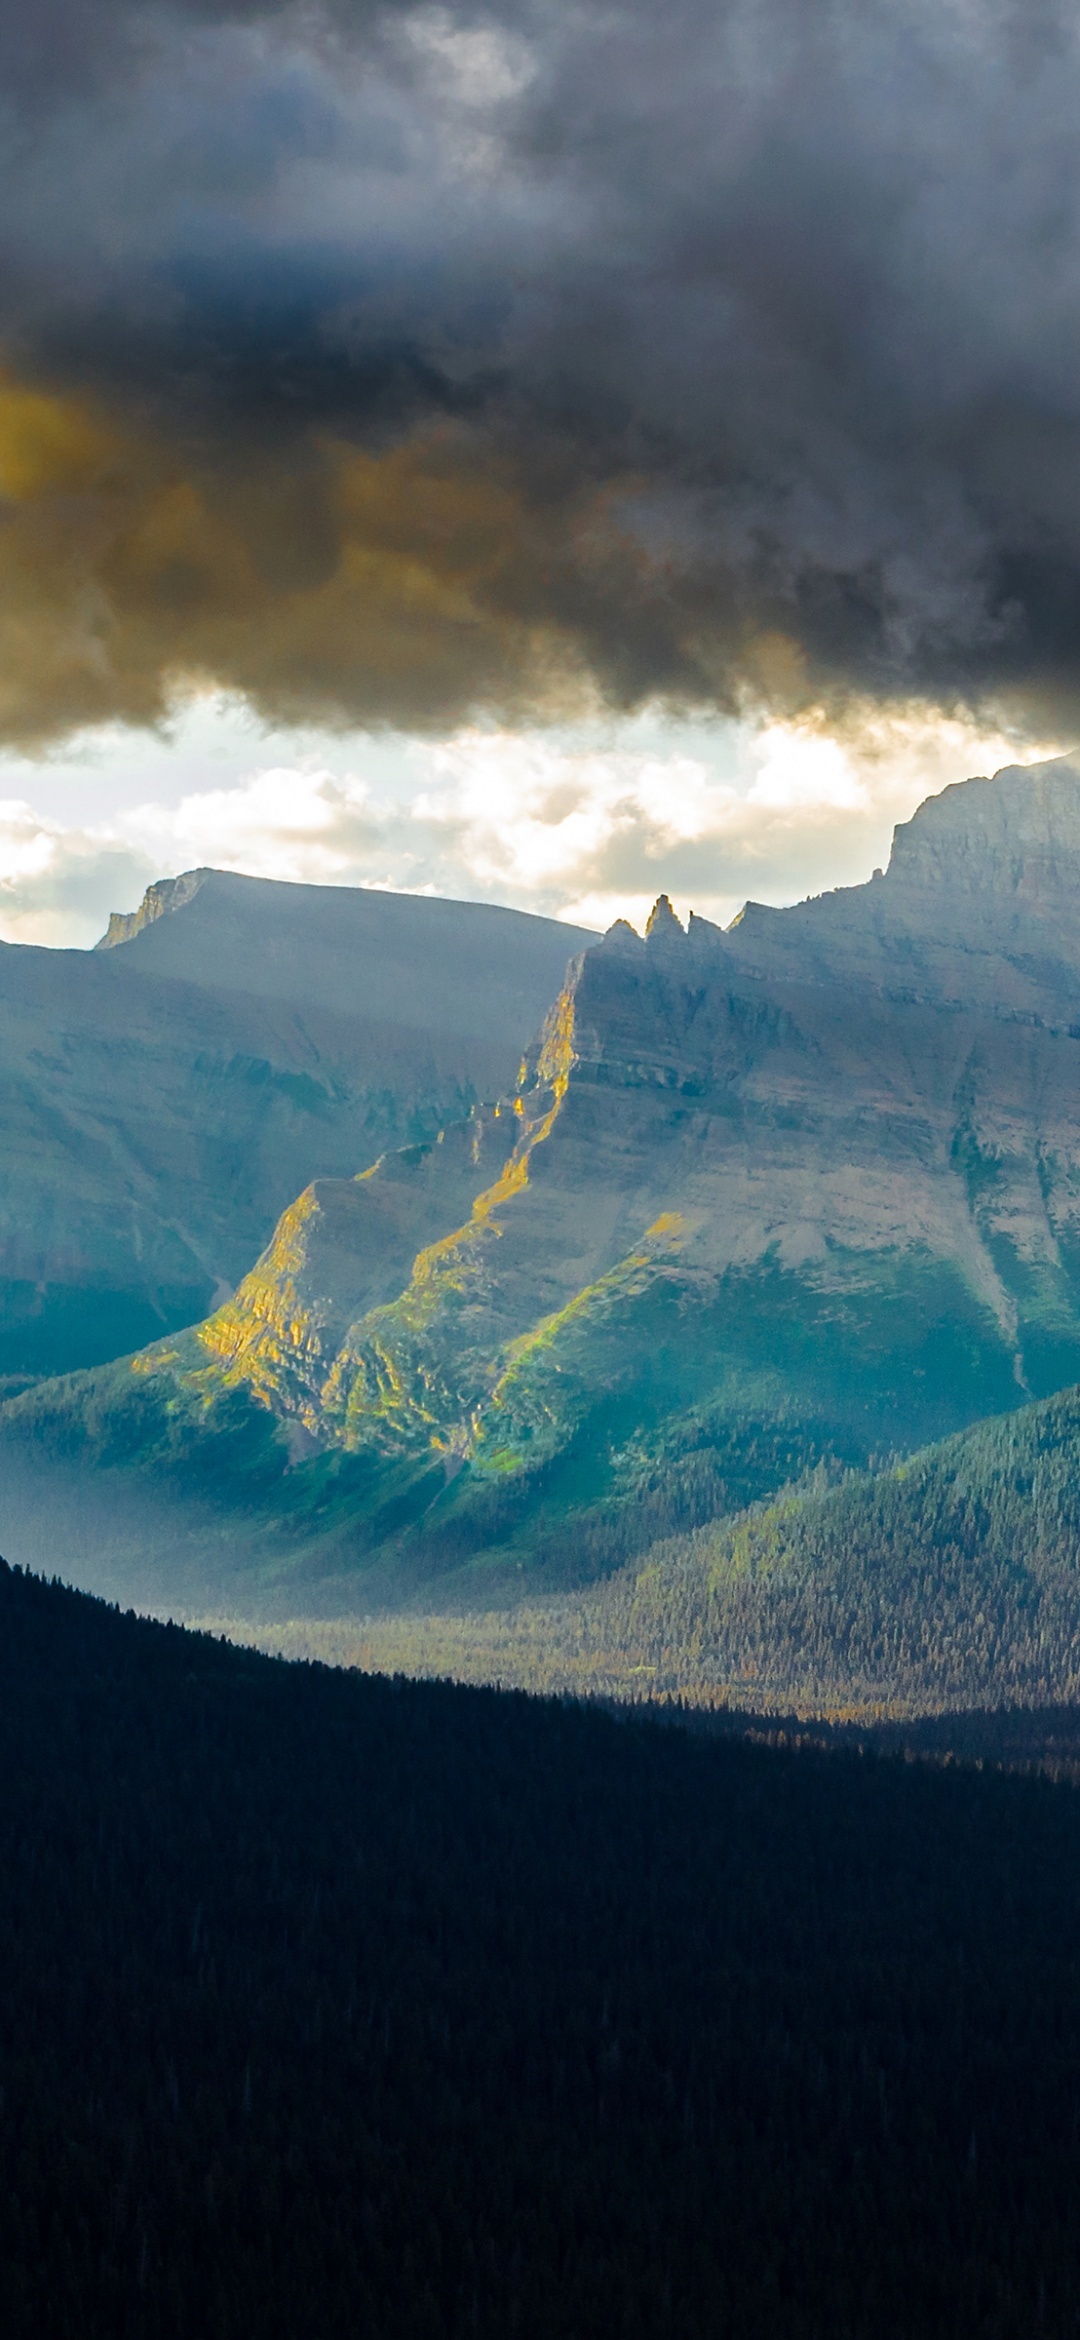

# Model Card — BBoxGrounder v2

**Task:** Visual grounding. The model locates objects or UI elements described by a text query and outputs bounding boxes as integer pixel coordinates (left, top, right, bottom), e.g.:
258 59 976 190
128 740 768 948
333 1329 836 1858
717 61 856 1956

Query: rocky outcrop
95 870 211 951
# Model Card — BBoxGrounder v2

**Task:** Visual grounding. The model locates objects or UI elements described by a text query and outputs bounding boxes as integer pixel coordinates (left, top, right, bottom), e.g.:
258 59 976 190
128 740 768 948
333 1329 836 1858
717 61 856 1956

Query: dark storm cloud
0 0 1079 738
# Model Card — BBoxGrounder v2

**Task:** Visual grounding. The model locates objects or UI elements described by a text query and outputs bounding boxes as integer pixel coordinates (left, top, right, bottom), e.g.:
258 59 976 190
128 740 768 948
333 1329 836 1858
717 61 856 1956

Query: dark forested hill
6 1556 1080 2338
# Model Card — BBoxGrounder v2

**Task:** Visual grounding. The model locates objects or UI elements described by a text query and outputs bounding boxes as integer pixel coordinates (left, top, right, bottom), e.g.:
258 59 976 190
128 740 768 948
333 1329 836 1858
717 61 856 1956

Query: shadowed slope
11 1560 1080 2336
96 866 596 1043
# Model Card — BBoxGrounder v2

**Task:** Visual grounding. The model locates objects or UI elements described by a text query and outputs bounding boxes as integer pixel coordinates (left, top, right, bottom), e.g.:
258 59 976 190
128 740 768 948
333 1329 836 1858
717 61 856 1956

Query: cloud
0 802 156 947
0 393 598 743
404 706 1046 925
0 700 1047 946
3 1 1080 741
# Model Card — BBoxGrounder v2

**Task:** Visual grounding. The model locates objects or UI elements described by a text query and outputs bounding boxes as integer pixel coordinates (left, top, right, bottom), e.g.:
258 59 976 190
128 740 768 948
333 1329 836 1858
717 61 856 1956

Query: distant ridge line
94 866 599 953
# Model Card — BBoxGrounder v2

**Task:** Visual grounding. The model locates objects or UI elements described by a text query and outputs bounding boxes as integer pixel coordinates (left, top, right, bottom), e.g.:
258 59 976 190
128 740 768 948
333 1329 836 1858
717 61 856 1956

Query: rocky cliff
8 755 1080 1615
96 870 208 950
723 754 1080 1011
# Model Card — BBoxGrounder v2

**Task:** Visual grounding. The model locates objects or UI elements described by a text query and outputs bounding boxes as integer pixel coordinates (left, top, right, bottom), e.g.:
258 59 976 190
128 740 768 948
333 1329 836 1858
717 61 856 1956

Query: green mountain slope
10 755 1080 1620
340 1380 1080 1717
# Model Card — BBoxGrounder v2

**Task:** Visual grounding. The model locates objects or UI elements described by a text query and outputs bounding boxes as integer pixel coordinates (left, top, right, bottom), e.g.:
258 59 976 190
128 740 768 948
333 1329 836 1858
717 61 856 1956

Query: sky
0 691 1056 946
0 0 1078 944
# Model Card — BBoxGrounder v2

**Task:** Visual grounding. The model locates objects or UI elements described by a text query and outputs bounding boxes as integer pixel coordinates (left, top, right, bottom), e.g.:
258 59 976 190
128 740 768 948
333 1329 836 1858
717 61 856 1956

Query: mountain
723 752 1080 1014
0 872 591 1380
8 753 1080 1616
94 864 593 1044
344 1377 1080 1717
10 1560 1080 2339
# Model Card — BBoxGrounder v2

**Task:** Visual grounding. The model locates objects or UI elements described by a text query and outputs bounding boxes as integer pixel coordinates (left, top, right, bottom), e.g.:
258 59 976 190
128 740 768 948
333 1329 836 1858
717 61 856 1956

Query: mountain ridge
0 878 590 1377
90 864 596 1040
724 753 1080 1013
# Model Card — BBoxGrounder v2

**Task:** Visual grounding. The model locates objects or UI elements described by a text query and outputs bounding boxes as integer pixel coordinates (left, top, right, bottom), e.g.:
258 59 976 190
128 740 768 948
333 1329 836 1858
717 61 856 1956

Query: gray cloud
1 0 1080 737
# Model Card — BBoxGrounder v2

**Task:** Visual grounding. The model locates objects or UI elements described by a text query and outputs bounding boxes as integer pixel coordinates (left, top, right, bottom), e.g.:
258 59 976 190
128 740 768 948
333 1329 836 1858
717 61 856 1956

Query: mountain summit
726 752 1080 1013
7 754 1080 1613
93 866 595 1041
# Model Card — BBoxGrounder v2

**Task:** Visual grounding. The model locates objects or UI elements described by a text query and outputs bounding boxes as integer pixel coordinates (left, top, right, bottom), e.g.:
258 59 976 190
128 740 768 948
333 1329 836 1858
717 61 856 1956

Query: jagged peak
600 917 644 953
645 894 685 942
885 752 1080 892
95 869 214 951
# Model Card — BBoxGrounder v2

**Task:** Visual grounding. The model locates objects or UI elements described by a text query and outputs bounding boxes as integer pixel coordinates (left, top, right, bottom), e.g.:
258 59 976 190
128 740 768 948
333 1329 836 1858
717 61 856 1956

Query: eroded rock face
0 878 592 1377
10 755 1080 1611
723 754 1080 1012
96 870 208 950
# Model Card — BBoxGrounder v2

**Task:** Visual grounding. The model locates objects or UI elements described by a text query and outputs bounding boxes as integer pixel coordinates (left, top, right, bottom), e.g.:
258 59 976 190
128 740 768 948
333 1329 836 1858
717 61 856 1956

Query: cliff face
724 754 1080 1011
0 879 591 1378
95 870 209 951
9 755 1080 1613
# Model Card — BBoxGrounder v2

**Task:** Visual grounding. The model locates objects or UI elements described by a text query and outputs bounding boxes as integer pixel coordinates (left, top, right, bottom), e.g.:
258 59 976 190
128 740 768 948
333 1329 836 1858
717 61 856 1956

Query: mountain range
10 757 1080 1712
0 869 590 1380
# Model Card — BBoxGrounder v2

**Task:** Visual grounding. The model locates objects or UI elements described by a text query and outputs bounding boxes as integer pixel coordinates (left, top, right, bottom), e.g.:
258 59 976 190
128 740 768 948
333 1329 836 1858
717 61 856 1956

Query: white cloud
128 767 380 884
402 9 535 107
0 803 155 948
0 695 1064 949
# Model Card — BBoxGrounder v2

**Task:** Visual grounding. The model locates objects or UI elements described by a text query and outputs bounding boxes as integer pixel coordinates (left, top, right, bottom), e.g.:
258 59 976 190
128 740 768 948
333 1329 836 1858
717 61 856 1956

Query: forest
6 1558 1080 2336
320 1379 1080 1715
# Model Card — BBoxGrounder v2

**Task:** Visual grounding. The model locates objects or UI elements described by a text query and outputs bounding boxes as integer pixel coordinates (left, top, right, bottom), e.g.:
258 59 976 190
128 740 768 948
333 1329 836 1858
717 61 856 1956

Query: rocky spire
645 894 685 943
601 917 643 952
